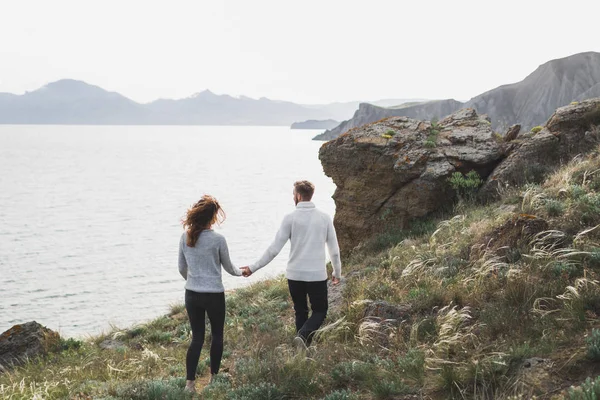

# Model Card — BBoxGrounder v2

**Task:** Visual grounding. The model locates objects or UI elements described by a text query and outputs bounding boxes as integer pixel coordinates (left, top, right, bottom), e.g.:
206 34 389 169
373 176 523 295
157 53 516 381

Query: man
241 180 342 347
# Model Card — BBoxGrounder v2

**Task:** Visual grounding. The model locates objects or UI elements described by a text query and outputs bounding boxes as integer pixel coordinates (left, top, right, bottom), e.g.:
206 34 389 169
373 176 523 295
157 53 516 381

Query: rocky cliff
481 98 600 197
320 99 600 253
319 108 506 252
313 100 463 141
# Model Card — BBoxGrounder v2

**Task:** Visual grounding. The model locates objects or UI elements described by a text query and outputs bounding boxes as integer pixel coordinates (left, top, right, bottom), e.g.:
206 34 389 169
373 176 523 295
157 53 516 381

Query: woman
178 195 242 392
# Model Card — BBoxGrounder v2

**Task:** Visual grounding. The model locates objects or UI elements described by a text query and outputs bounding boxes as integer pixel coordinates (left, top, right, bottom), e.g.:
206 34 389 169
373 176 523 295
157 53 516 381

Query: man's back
249 201 341 282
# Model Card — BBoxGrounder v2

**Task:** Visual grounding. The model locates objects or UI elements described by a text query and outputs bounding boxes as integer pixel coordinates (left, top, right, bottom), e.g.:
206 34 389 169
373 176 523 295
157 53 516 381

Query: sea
0 125 336 337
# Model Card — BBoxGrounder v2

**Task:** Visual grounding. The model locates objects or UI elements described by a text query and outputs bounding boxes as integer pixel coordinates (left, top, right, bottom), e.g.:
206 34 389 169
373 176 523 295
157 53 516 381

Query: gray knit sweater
178 230 242 293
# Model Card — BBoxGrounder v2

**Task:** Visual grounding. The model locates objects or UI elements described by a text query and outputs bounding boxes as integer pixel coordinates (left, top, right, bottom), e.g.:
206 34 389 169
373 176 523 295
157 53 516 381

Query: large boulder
319 108 506 253
481 99 600 198
0 321 60 371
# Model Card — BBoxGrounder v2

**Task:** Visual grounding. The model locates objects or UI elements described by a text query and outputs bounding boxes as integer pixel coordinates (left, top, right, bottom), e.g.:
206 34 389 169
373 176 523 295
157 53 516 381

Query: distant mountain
464 52 600 131
0 80 151 124
313 100 463 141
0 81 422 126
291 119 340 129
315 52 600 140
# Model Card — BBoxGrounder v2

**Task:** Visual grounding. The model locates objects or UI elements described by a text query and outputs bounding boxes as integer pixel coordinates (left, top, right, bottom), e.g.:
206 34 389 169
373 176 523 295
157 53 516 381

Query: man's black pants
287 279 328 345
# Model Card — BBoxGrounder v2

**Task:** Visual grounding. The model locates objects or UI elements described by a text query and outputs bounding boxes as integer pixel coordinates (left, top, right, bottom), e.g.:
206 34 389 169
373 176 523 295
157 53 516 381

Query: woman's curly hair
182 195 226 247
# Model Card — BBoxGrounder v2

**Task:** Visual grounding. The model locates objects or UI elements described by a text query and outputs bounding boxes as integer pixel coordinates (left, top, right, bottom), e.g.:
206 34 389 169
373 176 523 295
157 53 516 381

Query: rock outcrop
320 99 600 254
319 108 506 252
0 321 60 371
481 98 600 198
313 100 464 141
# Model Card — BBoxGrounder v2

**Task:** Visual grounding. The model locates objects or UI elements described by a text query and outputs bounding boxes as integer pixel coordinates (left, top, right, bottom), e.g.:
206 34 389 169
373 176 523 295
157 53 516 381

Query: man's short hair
294 180 315 200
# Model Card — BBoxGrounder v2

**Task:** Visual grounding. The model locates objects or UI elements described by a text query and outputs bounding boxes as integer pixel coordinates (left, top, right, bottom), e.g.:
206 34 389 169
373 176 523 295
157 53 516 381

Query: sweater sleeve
250 215 292 272
326 216 342 279
219 237 242 276
178 234 188 280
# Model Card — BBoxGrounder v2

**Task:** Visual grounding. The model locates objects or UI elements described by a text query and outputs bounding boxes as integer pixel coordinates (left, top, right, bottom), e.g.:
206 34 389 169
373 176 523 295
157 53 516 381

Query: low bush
587 328 600 361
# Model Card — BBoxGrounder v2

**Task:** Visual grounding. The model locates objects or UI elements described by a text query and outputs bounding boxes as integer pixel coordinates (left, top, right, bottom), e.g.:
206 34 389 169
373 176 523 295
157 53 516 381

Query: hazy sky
1 0 599 104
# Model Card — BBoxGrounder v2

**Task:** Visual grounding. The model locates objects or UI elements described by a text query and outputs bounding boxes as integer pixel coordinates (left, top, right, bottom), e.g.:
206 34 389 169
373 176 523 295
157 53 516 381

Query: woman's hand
240 266 252 277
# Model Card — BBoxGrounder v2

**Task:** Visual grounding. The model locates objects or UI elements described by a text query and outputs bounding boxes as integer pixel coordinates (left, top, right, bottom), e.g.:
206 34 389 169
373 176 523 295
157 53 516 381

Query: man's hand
240 266 252 277
331 276 341 285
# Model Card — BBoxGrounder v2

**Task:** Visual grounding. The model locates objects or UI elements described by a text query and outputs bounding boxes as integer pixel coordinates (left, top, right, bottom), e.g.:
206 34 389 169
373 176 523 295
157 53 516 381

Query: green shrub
589 248 600 268
202 374 232 400
587 329 600 360
56 337 83 352
424 140 437 148
531 126 543 134
127 326 147 339
397 348 426 384
146 330 173 344
448 170 484 201
551 262 581 279
369 380 408 399
228 382 284 400
321 389 358 400
570 184 588 200
567 376 600 399
385 129 396 136
545 199 565 216
115 378 191 400
439 365 463 396
331 361 371 388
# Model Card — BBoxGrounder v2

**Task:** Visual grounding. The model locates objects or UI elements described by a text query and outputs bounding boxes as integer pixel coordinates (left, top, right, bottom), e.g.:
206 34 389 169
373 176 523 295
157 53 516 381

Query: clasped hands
239 266 341 285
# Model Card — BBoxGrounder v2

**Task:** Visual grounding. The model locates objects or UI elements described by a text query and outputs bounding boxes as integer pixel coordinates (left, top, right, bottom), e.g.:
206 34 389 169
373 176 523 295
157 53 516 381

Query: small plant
146 330 173 344
531 126 543 134
424 140 437 148
545 199 565 216
331 361 371 388
381 134 393 139
56 337 83 352
397 348 426 384
385 129 396 136
448 170 484 201
369 380 408 399
322 389 358 400
567 376 600 399
586 329 600 360
571 101 580 106
228 382 284 400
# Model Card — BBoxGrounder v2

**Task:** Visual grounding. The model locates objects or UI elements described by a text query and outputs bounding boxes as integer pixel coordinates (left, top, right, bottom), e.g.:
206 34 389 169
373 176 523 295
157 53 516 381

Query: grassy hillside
2 148 600 399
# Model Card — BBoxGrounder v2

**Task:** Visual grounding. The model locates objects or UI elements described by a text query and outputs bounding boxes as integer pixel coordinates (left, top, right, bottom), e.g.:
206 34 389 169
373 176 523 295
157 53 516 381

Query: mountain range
315 52 600 140
2 52 599 130
0 80 420 126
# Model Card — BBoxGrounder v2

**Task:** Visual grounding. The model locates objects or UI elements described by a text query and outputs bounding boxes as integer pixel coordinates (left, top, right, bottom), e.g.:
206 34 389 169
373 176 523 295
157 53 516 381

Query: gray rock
0 321 60 371
481 98 600 199
319 108 506 252
504 124 521 142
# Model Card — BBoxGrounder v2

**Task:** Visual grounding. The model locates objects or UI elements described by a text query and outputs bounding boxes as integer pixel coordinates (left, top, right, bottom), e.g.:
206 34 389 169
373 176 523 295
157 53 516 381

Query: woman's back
178 229 240 293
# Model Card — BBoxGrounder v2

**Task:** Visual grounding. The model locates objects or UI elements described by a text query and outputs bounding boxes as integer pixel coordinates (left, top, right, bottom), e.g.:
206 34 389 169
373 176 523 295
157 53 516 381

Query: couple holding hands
178 180 342 392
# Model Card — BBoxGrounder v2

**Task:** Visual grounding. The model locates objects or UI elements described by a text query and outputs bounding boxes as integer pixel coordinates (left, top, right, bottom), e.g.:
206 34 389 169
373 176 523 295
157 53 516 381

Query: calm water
0 125 335 337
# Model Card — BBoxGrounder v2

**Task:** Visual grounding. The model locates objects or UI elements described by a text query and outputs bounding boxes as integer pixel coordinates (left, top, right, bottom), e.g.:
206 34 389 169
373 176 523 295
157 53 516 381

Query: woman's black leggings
184 290 226 381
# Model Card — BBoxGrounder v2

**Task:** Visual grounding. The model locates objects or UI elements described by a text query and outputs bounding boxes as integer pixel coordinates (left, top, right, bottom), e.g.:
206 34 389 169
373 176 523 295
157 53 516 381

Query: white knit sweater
249 202 342 281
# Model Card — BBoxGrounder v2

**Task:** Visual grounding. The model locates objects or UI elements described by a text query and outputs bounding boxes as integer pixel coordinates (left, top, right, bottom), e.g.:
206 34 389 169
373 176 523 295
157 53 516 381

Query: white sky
1 0 599 104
